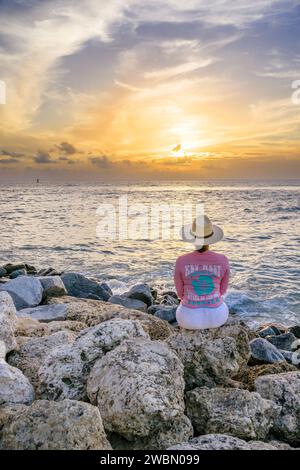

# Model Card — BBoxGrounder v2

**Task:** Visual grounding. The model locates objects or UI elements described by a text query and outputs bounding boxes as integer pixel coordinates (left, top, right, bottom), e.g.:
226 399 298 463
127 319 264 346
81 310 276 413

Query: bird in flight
172 144 181 152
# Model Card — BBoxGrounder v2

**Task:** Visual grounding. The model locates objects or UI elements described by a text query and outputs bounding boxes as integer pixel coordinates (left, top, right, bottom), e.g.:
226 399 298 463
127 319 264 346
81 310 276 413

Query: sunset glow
0 0 299 181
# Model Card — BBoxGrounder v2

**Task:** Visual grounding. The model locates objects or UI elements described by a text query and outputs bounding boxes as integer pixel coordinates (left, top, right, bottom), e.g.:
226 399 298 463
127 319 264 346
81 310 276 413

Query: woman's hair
197 245 209 253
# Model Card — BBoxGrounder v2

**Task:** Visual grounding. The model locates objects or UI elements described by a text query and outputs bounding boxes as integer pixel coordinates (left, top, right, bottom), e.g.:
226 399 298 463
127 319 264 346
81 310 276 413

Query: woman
174 214 229 330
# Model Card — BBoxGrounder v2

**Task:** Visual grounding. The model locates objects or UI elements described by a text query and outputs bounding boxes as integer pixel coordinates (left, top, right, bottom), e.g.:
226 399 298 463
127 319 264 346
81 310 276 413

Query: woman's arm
220 264 230 296
174 258 184 299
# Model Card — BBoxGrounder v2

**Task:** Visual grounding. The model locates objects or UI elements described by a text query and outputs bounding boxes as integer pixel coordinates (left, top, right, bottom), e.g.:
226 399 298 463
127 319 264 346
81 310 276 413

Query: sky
0 0 299 181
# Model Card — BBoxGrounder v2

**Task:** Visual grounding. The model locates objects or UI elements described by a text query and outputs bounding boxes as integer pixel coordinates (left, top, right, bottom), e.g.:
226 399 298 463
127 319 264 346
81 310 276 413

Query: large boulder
87 339 193 450
61 273 111 301
37 319 149 401
0 400 111 450
166 322 250 389
0 276 43 310
7 331 76 390
186 386 280 441
109 295 147 312
168 434 278 450
255 372 300 445
126 284 153 307
0 342 34 406
38 276 67 299
46 296 174 340
0 292 17 353
17 304 68 323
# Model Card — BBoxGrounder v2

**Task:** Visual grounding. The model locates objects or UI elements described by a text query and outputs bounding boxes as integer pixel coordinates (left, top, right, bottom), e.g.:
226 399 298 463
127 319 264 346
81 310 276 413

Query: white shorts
176 302 229 330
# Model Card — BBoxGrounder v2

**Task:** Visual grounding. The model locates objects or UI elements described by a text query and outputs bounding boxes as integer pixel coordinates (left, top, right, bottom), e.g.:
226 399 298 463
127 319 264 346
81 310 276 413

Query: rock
160 294 179 307
0 276 43 311
255 372 300 445
38 276 67 299
0 341 6 359
109 294 147 312
249 338 285 365
0 358 35 405
37 267 59 276
17 304 68 323
268 440 295 450
0 400 111 450
9 269 27 279
279 350 295 364
37 319 149 401
258 325 282 338
267 333 297 352
24 264 37 275
168 434 278 450
127 283 153 307
87 339 192 450
290 325 300 339
15 317 50 338
166 323 250 390
233 362 298 391
46 296 173 340
7 331 76 390
46 320 86 334
148 305 177 323
61 273 110 301
186 386 280 441
161 290 178 300
0 268 7 278
2 263 26 275
0 292 17 353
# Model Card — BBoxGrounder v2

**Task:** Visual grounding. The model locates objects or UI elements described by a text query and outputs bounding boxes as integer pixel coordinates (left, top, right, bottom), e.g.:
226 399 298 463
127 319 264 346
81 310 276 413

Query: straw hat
181 214 224 247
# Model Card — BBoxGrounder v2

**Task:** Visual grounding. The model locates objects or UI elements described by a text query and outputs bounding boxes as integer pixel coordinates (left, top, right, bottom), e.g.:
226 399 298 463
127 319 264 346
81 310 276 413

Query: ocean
0 180 299 325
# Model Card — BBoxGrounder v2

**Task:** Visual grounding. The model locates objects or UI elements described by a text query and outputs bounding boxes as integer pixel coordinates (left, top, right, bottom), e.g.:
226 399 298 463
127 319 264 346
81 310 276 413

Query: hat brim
181 223 224 247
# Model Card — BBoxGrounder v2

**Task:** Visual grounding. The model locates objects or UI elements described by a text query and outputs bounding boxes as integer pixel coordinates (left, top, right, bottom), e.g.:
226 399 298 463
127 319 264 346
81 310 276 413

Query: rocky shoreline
0 262 299 450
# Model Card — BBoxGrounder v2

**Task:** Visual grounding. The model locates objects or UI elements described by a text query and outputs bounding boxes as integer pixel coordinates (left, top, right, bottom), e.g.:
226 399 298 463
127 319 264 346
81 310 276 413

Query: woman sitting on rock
174 214 230 330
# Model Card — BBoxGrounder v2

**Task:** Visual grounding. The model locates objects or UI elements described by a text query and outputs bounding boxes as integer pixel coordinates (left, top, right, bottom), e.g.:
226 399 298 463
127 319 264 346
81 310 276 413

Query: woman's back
174 250 230 308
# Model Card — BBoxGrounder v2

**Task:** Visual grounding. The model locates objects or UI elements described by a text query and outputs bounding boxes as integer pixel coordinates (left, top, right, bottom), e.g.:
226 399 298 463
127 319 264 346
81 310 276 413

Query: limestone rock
7 330 76 390
168 434 277 450
0 276 43 310
255 372 300 445
233 362 298 391
15 317 50 338
0 400 111 450
0 359 34 405
46 296 174 340
87 339 192 449
166 323 250 389
186 386 280 441
17 304 68 323
0 292 17 353
37 319 149 401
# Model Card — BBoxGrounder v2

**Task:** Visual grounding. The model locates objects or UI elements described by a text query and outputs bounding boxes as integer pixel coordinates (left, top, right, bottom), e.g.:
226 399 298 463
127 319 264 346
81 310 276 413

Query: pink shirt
174 250 230 308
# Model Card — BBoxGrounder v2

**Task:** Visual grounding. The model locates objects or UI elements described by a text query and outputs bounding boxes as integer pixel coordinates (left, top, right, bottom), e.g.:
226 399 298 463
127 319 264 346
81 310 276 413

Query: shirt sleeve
220 259 230 296
174 258 184 299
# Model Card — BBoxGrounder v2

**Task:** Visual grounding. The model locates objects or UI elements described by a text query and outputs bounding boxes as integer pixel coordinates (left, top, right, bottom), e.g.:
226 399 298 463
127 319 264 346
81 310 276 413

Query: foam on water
0 180 299 324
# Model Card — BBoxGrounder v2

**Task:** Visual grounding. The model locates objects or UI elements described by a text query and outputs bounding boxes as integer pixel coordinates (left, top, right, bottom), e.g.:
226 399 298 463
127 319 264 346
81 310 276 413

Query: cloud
89 155 113 168
34 150 56 164
1 149 24 158
0 157 18 164
56 142 77 154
